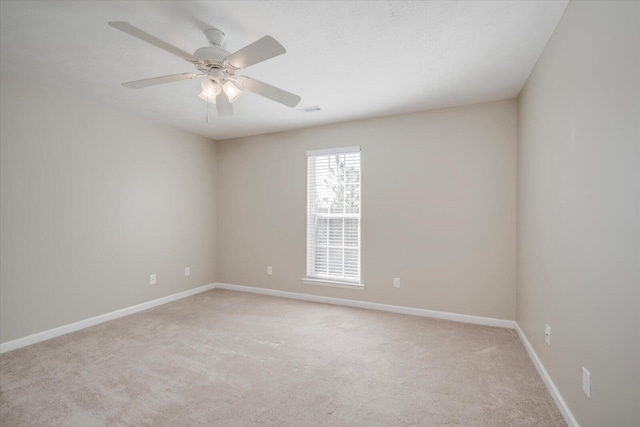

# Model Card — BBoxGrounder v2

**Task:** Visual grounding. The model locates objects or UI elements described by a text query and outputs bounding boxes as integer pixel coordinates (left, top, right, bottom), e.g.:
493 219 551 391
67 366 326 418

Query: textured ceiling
0 1 568 140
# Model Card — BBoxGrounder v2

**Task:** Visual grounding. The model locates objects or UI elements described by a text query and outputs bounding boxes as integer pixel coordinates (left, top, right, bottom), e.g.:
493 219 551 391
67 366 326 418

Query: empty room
0 1 638 426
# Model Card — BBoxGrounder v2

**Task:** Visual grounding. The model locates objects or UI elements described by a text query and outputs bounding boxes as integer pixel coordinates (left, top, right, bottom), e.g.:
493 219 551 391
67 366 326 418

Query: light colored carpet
0 289 565 426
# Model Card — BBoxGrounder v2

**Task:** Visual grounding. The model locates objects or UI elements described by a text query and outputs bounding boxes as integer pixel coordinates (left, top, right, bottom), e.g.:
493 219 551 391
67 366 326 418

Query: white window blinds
306 146 361 284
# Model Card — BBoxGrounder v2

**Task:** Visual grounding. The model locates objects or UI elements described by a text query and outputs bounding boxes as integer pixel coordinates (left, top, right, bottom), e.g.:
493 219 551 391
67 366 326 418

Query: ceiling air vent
297 105 322 113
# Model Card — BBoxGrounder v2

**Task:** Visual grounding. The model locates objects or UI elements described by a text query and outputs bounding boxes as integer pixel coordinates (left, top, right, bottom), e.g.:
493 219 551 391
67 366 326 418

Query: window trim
301 277 365 290
306 146 361 156
304 146 362 288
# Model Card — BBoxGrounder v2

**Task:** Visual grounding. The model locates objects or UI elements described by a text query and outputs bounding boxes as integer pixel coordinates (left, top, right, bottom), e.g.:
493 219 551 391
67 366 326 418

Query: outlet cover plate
545 324 551 346
582 367 591 398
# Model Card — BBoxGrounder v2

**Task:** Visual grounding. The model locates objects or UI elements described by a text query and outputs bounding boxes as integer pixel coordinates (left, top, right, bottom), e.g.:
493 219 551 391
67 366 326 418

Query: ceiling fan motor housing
194 46 230 63
193 28 230 70
193 45 233 76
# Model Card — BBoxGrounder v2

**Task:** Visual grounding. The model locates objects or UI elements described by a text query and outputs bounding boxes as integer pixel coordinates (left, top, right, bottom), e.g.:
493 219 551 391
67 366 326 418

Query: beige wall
517 1 640 426
217 100 517 320
0 74 218 343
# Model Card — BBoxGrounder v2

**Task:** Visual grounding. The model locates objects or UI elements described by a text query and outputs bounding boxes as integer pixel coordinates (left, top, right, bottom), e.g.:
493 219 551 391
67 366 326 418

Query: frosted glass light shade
223 81 242 103
201 79 221 97
198 90 216 104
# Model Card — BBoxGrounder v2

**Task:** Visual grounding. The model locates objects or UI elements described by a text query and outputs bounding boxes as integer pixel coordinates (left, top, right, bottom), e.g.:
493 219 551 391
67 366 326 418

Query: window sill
302 278 365 290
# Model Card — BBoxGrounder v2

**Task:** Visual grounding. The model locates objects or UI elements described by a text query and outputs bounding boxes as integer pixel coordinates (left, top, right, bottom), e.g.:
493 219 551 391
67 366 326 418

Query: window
304 146 362 288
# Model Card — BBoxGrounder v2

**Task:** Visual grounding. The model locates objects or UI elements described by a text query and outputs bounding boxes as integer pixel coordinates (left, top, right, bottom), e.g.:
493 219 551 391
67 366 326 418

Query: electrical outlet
267 266 273 275
149 274 157 285
545 324 551 346
184 267 190 277
582 367 591 398
393 278 400 288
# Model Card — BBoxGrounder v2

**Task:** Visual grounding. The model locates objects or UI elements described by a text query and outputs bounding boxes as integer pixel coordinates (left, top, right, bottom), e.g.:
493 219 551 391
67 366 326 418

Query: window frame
303 146 363 289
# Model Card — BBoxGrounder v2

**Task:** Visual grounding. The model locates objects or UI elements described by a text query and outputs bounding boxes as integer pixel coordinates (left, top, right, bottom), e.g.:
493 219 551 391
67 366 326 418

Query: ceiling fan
109 22 301 116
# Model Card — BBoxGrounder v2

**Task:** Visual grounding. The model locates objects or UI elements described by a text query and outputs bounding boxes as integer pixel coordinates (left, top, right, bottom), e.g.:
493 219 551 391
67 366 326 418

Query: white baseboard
214 282 516 329
0 283 216 354
515 323 579 427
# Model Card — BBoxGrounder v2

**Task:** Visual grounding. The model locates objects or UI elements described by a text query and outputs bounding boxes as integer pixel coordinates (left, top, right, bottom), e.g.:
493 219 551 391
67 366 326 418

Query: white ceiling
0 1 568 140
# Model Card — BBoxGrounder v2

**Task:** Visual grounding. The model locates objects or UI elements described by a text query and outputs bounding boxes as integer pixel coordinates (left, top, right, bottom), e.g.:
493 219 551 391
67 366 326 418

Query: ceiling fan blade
122 73 202 89
109 21 199 63
216 92 234 116
225 36 286 70
236 76 301 107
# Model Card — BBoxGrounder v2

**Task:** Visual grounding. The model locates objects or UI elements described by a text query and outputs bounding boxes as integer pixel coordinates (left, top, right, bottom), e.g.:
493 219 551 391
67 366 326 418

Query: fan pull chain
206 96 210 123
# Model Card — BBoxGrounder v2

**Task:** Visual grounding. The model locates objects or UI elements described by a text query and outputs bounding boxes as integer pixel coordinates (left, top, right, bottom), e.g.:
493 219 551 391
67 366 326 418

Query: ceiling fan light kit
108 22 301 117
